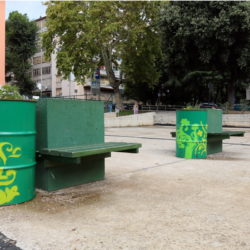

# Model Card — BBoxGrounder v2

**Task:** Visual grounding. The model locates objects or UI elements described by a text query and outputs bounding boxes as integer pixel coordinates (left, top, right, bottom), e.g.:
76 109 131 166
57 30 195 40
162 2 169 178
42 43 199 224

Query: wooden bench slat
40 142 141 158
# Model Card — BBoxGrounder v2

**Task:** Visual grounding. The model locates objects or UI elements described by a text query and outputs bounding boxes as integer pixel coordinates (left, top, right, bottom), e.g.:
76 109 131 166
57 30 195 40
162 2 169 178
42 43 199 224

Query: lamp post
0 0 5 86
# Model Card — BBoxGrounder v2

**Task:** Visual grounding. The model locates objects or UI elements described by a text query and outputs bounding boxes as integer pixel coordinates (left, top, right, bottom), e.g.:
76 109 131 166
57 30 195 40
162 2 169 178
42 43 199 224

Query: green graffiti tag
176 119 207 158
0 142 22 205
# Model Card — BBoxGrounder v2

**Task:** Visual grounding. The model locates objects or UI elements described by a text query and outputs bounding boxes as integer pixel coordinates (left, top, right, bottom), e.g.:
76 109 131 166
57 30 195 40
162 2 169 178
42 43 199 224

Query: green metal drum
176 110 208 159
0 100 36 206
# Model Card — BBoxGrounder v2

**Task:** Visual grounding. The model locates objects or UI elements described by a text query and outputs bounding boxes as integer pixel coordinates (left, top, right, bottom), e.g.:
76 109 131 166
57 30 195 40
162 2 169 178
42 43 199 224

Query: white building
31 17 83 98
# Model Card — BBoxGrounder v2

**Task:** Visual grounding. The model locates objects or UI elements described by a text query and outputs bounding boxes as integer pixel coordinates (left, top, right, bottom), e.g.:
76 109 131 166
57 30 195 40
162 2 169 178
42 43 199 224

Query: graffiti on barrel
176 118 208 158
0 142 22 205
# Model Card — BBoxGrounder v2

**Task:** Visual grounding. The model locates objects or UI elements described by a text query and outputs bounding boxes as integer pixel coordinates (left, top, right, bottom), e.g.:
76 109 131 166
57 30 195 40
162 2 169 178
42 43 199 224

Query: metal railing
140 105 184 111
48 93 114 102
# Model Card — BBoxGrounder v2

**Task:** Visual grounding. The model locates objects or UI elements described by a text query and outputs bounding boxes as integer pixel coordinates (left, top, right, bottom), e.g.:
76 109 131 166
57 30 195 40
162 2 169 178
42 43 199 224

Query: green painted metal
36 98 105 191
0 100 36 206
36 154 106 191
206 109 222 133
223 131 245 137
173 113 245 157
207 139 223 155
40 142 142 158
207 133 229 155
36 98 104 151
176 110 208 159
35 98 141 191
207 131 244 154
172 130 245 156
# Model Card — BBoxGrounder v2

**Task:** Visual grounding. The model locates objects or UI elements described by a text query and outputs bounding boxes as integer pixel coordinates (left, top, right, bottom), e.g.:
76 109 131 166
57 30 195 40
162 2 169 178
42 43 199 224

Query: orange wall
0 1 5 86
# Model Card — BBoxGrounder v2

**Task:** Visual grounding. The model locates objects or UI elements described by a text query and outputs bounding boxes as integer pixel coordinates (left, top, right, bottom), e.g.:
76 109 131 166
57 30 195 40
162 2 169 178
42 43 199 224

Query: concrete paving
0 126 250 250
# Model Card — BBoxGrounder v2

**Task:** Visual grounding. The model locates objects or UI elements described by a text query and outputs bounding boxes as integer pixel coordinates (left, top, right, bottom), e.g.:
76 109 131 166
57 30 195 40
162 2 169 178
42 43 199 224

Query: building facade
32 17 84 98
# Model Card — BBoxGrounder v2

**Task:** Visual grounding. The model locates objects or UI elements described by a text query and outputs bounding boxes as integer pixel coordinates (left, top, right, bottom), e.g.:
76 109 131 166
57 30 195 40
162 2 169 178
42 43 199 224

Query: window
42 55 49 63
36 19 47 32
33 56 42 65
42 66 51 75
56 88 62 96
56 75 62 83
41 19 47 29
33 68 41 77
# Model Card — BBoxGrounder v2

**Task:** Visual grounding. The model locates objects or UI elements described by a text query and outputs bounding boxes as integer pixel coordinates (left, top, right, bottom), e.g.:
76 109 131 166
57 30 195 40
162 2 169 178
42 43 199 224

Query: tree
160 2 250 106
0 85 22 99
43 1 161 108
6 11 38 95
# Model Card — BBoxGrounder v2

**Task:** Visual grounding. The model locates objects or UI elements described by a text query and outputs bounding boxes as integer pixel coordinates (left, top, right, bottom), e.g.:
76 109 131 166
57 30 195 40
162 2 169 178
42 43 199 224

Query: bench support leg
36 154 110 191
207 139 223 155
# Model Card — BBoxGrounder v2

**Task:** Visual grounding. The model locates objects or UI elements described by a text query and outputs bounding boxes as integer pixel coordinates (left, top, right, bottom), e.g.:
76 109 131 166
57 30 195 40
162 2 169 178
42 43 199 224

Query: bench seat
36 142 142 191
171 130 245 156
40 142 142 158
170 131 245 139
222 130 245 137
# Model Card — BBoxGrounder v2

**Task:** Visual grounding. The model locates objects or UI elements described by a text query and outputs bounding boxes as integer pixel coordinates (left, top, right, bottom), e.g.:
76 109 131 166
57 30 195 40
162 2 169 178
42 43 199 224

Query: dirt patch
20 181 114 214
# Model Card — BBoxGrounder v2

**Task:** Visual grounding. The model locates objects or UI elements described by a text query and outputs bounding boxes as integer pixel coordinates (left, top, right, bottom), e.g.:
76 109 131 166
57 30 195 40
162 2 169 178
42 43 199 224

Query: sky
6 1 47 20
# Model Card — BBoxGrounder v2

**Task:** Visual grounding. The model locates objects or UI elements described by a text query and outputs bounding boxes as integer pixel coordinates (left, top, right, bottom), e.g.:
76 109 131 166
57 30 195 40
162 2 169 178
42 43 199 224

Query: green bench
171 109 245 158
35 99 141 191
40 142 140 158
171 130 245 155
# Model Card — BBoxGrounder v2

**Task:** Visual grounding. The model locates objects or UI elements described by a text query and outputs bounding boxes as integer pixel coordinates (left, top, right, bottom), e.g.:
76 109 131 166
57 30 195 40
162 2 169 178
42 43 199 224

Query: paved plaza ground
0 126 250 250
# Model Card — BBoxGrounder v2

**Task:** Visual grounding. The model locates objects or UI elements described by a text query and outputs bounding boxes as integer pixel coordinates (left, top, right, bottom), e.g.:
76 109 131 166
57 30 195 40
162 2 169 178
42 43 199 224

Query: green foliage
160 2 250 105
6 11 38 95
43 1 162 106
118 110 133 117
221 102 231 114
117 110 147 117
183 105 201 110
124 81 156 103
0 85 23 100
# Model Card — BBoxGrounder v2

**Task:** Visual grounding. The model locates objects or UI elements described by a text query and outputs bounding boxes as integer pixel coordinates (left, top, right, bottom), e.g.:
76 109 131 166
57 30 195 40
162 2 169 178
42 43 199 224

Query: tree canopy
43 1 161 107
160 2 250 106
6 11 38 95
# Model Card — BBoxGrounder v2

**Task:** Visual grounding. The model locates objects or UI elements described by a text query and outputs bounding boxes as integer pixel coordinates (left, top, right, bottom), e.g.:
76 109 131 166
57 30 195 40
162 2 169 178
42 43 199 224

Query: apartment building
31 17 51 96
31 16 120 101
32 16 84 97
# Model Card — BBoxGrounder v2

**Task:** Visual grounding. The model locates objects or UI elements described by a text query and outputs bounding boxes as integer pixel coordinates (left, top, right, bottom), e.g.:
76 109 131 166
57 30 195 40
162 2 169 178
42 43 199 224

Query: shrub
0 84 23 100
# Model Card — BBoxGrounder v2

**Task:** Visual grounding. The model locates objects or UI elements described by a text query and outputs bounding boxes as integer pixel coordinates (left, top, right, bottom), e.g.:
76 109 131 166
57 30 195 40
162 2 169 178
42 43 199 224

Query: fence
41 95 250 112
140 105 184 111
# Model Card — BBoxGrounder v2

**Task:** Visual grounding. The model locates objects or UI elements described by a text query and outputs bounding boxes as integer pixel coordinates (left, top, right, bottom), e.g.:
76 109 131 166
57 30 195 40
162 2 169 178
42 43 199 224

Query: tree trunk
228 81 235 107
101 48 123 109
113 86 122 110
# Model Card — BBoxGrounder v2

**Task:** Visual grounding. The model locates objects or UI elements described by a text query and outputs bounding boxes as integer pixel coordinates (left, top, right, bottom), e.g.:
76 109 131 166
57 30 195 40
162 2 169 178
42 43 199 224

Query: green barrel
0 100 36 206
176 110 208 159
